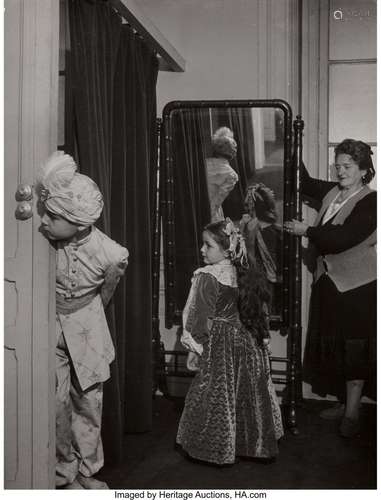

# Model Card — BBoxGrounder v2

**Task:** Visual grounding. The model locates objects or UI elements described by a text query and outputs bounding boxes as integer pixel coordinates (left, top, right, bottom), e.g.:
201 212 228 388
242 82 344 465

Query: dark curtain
68 0 122 234
68 0 158 464
111 27 158 432
172 110 211 312
213 108 255 220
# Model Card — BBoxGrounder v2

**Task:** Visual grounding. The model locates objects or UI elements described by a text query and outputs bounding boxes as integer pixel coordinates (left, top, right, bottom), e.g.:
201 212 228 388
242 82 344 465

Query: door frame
4 0 58 488
29 0 59 488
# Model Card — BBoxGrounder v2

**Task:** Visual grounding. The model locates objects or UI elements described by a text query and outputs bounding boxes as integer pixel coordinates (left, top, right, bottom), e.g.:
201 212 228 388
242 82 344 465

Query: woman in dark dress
284 139 376 438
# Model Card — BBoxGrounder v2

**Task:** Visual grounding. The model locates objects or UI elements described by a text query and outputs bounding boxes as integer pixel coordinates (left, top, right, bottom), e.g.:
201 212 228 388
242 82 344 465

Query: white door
4 0 59 489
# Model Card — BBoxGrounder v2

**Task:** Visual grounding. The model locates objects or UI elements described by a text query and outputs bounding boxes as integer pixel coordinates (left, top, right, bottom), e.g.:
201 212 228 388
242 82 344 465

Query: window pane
59 0 66 72
58 76 65 147
329 63 376 143
329 0 377 60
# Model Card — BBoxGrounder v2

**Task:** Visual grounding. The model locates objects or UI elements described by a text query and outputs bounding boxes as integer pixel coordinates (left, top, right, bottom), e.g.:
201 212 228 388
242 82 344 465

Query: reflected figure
240 183 282 315
206 127 239 222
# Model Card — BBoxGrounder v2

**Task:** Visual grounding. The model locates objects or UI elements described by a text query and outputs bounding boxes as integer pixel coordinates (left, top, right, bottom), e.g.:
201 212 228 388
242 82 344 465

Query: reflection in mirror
164 102 292 327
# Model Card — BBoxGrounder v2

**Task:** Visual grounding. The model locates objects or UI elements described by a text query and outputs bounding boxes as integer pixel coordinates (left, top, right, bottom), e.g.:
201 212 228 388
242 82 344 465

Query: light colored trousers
56 332 104 487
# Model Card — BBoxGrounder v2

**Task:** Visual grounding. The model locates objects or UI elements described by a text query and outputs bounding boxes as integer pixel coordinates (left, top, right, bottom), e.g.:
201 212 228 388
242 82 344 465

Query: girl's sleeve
300 162 337 203
214 170 238 205
185 273 218 345
306 192 377 254
209 165 238 206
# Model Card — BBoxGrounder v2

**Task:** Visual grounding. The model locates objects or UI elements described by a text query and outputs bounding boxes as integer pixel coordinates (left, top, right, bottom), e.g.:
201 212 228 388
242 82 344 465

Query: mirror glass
163 103 292 327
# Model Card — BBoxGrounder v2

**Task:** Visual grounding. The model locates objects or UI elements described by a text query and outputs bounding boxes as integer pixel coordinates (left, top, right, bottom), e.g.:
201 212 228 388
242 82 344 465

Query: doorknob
15 201 33 220
15 183 33 201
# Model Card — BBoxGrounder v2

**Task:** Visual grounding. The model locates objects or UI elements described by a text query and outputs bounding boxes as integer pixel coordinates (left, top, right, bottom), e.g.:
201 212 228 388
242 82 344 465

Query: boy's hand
101 261 127 308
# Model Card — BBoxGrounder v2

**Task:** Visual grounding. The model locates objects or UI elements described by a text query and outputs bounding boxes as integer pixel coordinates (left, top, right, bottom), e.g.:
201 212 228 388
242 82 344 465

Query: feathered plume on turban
37 151 103 226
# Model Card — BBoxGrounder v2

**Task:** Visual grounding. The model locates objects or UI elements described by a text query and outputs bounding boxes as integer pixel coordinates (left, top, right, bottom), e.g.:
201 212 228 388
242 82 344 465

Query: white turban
38 151 103 226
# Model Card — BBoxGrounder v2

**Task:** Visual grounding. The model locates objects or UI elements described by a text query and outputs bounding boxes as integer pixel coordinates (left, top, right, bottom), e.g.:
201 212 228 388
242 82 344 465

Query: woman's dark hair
204 219 271 342
334 139 375 184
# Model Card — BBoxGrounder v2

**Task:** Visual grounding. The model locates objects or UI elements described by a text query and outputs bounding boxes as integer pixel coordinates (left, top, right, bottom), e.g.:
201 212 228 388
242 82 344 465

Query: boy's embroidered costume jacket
56 227 128 391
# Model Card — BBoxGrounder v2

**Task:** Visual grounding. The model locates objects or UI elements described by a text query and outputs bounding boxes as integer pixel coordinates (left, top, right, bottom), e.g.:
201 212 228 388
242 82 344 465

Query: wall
140 0 299 113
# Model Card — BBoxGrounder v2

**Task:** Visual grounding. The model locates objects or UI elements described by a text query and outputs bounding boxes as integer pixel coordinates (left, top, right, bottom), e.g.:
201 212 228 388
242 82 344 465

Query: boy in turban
38 151 129 489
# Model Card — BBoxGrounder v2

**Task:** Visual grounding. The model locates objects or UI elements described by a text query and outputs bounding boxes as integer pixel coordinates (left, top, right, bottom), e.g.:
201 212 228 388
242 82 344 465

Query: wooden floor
98 396 377 490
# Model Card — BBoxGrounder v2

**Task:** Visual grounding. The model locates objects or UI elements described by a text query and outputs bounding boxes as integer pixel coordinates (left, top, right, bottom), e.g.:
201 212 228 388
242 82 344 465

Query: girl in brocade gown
176 219 283 465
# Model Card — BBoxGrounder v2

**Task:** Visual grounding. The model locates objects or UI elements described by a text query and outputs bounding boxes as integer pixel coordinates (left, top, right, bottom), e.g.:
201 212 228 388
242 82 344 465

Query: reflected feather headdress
37 151 103 226
211 127 237 159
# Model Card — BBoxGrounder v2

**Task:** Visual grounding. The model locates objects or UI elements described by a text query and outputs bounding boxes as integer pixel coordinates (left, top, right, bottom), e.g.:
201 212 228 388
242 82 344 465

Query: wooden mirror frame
162 99 293 329
156 99 304 431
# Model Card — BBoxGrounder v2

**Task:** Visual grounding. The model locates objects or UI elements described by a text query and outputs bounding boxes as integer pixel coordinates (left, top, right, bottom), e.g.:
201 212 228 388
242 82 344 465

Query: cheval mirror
153 99 304 432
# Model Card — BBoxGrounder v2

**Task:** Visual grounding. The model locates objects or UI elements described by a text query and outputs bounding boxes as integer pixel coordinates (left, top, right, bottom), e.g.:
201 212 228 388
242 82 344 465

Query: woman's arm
306 192 376 254
300 162 337 203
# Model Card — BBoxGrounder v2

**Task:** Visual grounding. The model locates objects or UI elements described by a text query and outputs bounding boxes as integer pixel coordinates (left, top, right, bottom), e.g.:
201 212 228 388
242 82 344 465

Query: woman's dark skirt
303 274 376 401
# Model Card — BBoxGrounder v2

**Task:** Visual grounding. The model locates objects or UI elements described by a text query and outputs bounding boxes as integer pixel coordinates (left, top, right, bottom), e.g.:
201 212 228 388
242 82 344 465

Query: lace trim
322 186 365 225
194 260 237 287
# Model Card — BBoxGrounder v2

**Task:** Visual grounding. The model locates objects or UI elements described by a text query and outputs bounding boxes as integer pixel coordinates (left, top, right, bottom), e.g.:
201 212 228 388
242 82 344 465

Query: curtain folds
68 0 158 464
68 0 122 234
172 110 211 311
111 26 158 433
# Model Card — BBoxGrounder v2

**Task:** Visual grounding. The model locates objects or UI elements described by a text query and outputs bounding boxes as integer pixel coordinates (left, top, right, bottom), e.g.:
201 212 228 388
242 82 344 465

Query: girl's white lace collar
194 259 237 287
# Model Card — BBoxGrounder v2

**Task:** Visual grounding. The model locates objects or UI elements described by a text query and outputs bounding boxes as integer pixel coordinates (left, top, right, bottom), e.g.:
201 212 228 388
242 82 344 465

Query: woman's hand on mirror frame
241 213 252 224
283 218 309 236
263 337 272 355
240 213 260 228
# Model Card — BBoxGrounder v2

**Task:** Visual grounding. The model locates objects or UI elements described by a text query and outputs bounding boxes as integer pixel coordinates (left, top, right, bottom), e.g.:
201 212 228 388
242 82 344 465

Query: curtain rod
109 0 186 72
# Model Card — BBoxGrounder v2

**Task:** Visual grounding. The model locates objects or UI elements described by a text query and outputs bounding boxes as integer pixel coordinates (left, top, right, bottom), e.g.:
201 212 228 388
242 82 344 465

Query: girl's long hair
237 264 271 342
204 220 271 341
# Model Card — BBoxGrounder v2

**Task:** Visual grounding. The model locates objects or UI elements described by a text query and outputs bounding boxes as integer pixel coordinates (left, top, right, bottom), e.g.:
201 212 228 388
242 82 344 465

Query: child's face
200 231 227 265
41 210 83 241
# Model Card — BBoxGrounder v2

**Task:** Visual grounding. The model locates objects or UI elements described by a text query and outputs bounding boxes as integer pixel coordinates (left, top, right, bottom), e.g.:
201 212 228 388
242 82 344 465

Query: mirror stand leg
285 325 302 434
152 320 169 399
157 340 169 397
286 403 299 435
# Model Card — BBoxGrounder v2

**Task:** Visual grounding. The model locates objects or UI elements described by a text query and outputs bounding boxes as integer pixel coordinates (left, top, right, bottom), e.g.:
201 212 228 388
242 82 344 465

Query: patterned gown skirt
176 319 284 465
